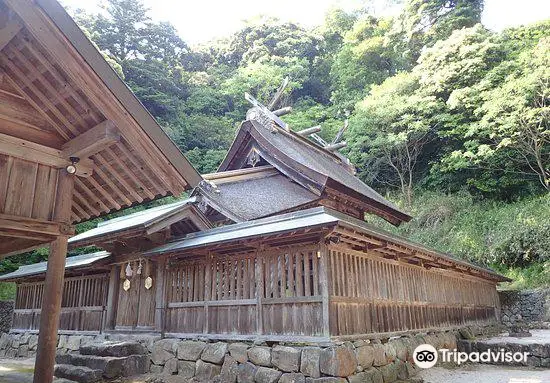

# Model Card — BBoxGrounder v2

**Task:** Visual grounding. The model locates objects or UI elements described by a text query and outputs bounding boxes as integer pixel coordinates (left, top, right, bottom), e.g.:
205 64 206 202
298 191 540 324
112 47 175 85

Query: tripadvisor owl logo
413 344 438 369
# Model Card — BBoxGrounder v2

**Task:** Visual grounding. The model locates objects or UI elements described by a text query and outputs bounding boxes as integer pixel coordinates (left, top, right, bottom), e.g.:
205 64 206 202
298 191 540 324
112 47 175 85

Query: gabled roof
0 0 202 226
69 198 211 248
197 166 319 222
144 207 509 283
0 251 110 281
218 119 411 225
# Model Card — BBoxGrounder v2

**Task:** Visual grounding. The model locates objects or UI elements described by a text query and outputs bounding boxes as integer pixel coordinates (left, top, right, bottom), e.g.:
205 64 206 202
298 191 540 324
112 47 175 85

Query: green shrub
493 222 550 267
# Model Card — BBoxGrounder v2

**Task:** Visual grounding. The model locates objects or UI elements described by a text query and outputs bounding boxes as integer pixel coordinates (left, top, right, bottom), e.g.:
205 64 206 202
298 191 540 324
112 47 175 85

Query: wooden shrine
1 77 510 345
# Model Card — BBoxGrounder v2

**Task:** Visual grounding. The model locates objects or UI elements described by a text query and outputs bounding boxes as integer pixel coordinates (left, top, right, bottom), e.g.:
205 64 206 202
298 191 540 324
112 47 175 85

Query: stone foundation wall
0 325 503 382
0 301 14 334
500 288 550 327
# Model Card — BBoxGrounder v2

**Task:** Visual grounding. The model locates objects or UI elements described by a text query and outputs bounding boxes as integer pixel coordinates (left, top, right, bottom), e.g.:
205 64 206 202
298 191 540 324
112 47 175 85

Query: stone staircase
54 341 149 382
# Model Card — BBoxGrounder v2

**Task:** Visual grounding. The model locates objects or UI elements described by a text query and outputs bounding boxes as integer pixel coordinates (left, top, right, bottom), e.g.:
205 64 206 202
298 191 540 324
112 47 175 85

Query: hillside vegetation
0 0 547 292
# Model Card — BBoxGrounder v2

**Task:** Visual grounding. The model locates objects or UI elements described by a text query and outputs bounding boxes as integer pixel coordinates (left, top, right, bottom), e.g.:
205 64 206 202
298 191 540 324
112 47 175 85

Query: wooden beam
0 132 94 177
267 76 289 110
325 141 347 152
61 120 120 159
273 106 292 116
297 126 321 136
0 213 73 239
0 19 21 51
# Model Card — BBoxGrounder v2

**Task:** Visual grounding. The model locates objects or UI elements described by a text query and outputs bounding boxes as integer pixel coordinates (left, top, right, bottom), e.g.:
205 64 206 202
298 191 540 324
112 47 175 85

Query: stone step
53 378 79 383
56 353 149 379
79 341 146 357
54 364 103 383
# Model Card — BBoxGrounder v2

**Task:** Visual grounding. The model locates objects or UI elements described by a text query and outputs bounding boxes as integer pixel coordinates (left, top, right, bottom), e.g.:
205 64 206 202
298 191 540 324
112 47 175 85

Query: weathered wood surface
164 244 325 337
326 245 499 336
13 274 108 332
115 262 156 330
12 239 500 340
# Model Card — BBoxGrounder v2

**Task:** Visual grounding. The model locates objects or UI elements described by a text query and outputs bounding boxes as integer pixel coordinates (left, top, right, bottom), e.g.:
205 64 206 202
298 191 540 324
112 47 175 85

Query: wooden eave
0 0 201 226
69 204 212 249
330 224 511 283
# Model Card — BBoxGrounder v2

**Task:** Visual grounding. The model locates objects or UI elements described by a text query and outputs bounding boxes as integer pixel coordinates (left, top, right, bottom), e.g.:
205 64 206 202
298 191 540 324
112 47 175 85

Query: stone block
372 344 386 367
58 335 68 349
17 345 29 358
300 347 321 378
255 366 282 383
380 361 400 383
195 359 222 381
201 342 228 364
66 336 82 351
356 345 374 369
163 357 178 375
151 340 177 365
248 346 272 367
219 355 238 383
177 340 207 361
319 346 357 377
229 342 249 363
272 345 301 372
178 360 196 378
237 362 257 383
150 364 163 374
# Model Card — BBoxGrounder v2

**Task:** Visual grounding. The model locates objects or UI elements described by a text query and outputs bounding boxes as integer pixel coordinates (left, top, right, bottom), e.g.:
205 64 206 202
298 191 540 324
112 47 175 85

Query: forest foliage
0 0 548 287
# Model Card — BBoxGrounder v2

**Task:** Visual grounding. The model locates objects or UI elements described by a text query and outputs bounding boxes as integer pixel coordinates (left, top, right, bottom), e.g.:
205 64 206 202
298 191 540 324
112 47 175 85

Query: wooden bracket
61 120 120 159
0 132 94 177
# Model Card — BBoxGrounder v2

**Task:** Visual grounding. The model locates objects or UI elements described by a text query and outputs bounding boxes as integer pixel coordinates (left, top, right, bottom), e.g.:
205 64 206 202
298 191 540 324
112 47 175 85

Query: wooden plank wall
327 246 500 336
13 274 108 332
165 244 324 337
115 264 157 329
0 154 58 220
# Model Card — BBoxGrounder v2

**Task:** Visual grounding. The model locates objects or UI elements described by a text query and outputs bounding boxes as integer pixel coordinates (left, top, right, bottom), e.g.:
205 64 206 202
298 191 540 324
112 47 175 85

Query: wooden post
104 265 118 331
33 169 74 383
154 257 167 333
318 243 330 337
255 247 264 335
203 253 212 334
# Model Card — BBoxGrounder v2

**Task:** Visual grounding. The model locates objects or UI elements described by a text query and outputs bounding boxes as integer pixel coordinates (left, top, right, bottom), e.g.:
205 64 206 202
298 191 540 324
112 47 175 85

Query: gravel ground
418 364 550 383
0 358 34 383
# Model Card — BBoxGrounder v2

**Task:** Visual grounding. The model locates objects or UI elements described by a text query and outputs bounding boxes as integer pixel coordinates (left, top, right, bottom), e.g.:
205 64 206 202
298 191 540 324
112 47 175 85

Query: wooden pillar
318 243 330 337
154 257 167 333
203 253 212 334
33 170 74 383
255 247 264 335
104 265 119 331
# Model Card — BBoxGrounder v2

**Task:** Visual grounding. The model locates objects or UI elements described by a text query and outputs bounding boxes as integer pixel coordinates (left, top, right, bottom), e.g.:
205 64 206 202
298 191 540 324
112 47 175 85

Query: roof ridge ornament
245 92 289 131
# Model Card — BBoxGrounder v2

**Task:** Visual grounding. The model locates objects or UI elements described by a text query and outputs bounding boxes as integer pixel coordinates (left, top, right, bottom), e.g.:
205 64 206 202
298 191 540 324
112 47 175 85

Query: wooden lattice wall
13 274 108 332
327 245 500 337
164 244 325 339
10 241 500 339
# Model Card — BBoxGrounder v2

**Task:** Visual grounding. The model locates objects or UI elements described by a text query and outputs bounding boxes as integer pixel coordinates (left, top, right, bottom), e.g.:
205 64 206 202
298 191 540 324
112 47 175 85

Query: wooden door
115 263 156 330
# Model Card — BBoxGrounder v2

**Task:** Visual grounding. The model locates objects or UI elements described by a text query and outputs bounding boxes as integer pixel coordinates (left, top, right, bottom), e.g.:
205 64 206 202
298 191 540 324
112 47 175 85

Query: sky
60 0 550 45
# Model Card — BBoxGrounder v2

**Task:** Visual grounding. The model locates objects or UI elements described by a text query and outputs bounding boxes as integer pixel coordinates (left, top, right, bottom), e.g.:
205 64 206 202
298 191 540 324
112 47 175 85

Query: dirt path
418 364 550 383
